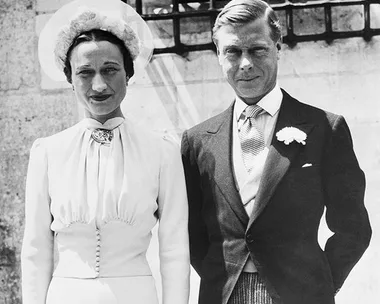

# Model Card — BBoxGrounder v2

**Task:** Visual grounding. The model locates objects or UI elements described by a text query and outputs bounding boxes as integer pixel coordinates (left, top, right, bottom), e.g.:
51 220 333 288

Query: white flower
276 127 307 145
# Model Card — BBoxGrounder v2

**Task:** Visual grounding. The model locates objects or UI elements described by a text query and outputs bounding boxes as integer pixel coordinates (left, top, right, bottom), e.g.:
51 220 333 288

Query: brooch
91 129 113 145
276 127 307 145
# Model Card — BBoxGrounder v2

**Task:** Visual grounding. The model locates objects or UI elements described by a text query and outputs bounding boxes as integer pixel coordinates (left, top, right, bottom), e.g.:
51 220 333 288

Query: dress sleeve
21 138 54 304
156 135 190 304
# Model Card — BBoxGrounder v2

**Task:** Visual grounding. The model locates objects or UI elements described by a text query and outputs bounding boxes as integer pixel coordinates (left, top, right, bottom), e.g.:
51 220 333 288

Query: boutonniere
276 127 307 145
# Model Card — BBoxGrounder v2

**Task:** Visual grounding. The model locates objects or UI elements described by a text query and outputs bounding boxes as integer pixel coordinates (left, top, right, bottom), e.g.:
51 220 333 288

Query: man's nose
92 74 107 92
240 54 253 71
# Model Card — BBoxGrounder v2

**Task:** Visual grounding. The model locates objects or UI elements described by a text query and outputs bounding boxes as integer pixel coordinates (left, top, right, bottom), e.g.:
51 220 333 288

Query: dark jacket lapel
207 103 250 227
247 90 315 229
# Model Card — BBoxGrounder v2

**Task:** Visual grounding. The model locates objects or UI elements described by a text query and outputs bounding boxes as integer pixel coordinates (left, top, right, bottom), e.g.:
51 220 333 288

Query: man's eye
103 67 118 74
77 70 93 76
250 48 267 55
225 48 240 55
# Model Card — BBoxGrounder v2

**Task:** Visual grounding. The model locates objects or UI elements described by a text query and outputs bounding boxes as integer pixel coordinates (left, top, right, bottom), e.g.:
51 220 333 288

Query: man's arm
181 130 210 276
322 115 372 292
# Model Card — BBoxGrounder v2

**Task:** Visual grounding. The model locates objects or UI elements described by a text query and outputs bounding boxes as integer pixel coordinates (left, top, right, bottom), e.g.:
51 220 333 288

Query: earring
72 86 75 91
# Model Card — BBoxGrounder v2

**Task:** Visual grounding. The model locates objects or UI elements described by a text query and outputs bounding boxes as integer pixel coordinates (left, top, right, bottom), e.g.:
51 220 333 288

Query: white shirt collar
82 117 125 130
234 84 282 121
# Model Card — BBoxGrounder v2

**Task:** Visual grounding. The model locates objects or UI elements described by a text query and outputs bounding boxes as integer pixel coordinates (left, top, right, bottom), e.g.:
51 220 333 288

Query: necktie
238 105 265 173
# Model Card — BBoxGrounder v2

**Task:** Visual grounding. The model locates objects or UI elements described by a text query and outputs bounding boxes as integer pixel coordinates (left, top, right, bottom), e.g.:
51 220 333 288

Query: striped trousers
227 272 273 304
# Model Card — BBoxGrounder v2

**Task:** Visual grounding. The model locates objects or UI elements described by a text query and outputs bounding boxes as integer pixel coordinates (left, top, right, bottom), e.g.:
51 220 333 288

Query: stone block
0 7 37 90
138 51 221 86
0 265 21 304
278 71 380 123
293 7 325 35
148 20 174 49
0 90 77 304
279 37 380 77
122 84 179 136
332 5 364 32
36 0 71 13
176 81 234 129
370 4 380 28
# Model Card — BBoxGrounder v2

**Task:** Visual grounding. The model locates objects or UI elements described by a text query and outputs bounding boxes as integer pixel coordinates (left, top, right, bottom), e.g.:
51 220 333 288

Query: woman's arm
21 139 54 304
157 135 190 304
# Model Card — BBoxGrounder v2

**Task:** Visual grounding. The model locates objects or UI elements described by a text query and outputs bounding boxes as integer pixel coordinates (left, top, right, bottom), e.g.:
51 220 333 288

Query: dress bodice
44 118 166 277
21 117 190 304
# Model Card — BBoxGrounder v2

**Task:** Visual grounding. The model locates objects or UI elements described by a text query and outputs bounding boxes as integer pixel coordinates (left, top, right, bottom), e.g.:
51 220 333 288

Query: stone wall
1 0 379 303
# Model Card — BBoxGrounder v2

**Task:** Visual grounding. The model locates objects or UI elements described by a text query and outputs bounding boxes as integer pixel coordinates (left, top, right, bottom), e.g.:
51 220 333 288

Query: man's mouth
239 76 257 82
90 94 112 101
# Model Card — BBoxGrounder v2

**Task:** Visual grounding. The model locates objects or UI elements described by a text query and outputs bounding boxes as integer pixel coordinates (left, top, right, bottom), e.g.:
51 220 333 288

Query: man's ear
276 42 281 60
215 42 220 56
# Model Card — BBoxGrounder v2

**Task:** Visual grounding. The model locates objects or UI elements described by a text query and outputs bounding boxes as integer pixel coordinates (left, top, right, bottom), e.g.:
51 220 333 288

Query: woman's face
70 40 128 122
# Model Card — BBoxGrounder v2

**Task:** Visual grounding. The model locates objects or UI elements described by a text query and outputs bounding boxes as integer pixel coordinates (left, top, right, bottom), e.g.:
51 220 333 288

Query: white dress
21 117 190 304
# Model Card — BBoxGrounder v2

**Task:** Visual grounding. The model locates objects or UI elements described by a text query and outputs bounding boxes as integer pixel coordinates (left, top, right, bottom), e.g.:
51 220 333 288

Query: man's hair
63 29 134 84
212 0 282 44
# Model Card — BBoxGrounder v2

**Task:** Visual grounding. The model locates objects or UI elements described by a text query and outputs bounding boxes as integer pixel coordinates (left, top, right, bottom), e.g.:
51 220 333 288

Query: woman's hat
38 0 153 83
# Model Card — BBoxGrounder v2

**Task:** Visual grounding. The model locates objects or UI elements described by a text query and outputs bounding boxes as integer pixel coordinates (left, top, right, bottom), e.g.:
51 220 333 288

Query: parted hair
212 0 282 44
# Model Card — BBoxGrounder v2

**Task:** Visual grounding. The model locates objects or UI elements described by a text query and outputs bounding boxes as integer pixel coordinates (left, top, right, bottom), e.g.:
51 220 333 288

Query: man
181 1 372 303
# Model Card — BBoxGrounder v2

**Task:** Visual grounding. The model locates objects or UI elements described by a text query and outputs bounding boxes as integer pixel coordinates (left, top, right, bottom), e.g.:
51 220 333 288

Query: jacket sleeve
21 138 54 304
180 131 209 276
322 115 372 292
157 135 190 304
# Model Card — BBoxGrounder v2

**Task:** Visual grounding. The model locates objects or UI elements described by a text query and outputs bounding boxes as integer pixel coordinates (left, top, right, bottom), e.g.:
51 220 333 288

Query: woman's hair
212 0 282 44
63 29 134 83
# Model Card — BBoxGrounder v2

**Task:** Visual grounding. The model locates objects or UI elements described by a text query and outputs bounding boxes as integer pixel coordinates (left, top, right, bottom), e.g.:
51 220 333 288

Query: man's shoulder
282 89 341 124
185 105 233 136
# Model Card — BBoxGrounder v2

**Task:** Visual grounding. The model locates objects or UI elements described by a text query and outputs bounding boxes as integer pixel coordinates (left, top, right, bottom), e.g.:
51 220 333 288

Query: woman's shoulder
30 122 83 151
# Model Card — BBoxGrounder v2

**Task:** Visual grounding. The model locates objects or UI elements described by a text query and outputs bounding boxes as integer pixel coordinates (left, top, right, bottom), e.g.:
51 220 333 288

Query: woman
21 1 190 303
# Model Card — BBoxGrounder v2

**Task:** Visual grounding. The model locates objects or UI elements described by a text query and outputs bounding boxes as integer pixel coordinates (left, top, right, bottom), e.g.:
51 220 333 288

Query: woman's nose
240 54 253 71
92 74 107 92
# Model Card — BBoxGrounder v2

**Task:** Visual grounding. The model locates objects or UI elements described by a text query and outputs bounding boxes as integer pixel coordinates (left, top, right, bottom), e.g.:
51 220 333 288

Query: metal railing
123 0 380 55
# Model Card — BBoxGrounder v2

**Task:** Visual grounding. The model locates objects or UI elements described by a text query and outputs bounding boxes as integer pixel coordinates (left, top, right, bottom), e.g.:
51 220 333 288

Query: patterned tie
238 105 265 173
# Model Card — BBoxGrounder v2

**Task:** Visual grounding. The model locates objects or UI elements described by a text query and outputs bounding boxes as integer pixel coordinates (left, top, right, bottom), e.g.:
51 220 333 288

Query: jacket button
246 234 254 243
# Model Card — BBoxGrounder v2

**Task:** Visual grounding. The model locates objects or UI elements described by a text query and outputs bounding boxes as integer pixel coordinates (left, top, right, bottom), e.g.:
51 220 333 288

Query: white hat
38 0 153 83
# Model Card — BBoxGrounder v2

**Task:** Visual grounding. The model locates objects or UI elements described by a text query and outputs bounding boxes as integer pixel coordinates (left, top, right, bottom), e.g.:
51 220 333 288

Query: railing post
135 0 143 15
363 1 371 41
285 6 296 46
325 2 333 44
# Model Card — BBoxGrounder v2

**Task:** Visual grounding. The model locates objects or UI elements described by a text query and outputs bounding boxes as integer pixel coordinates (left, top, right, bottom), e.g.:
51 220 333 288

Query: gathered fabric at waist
52 223 153 278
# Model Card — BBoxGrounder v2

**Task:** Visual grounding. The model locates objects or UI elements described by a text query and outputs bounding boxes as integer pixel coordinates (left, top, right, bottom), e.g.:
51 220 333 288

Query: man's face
215 18 280 105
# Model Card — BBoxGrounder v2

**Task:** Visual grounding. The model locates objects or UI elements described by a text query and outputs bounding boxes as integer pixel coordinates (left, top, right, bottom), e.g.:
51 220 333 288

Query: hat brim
38 0 153 83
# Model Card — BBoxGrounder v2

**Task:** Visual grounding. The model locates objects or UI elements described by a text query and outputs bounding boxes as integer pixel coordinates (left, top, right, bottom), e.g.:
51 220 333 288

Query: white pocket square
302 163 313 168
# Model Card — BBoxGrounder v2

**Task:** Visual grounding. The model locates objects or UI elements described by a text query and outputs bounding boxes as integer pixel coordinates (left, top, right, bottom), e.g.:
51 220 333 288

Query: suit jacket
181 90 371 304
